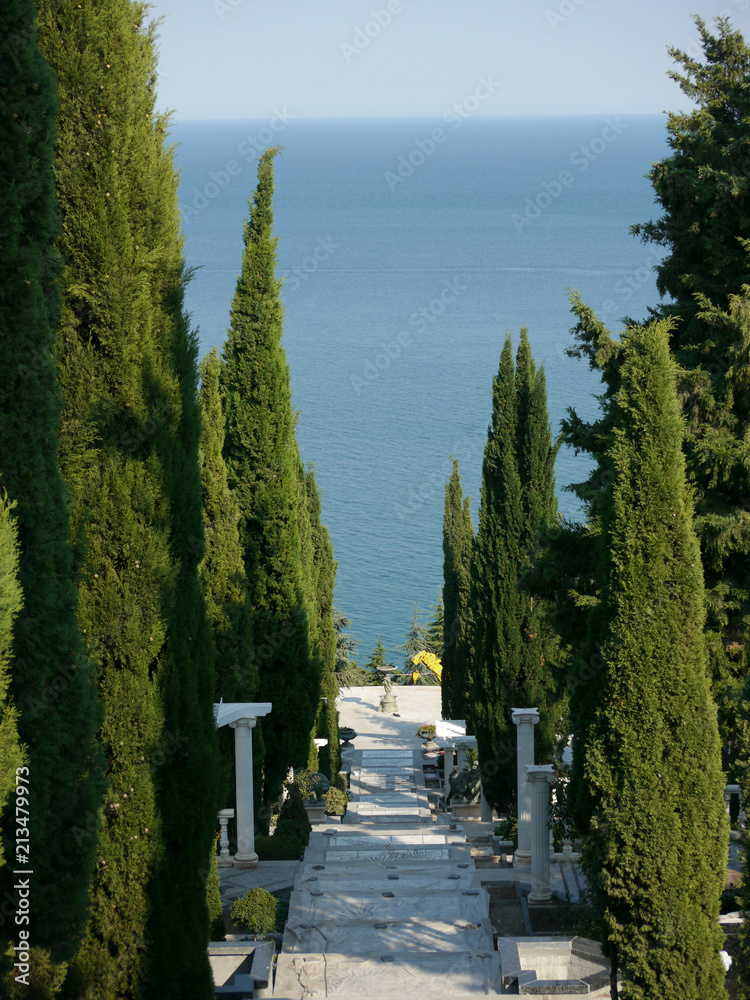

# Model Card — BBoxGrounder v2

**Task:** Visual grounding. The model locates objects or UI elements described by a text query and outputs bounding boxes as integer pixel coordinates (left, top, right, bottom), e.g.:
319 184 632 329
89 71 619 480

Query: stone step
273 950 502 998
282 916 495 955
286 888 491 927
295 866 476 893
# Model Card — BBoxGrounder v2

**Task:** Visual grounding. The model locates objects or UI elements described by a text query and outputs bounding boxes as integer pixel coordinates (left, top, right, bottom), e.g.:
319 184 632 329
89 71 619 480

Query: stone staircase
272 748 503 998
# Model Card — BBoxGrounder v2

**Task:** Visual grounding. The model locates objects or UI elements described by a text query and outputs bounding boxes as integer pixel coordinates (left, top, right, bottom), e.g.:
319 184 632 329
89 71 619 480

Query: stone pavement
216 688 740 997
273 747 503 998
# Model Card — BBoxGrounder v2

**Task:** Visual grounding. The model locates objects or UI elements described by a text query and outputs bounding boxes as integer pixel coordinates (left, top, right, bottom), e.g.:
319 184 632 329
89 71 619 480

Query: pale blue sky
145 0 750 119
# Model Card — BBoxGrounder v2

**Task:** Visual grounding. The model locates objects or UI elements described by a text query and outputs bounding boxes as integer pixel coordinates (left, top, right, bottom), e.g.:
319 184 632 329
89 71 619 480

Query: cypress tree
198 347 255 813
468 333 558 813
0 490 24 873
0 0 105 978
306 469 339 779
36 3 218 996
198 347 255 704
582 319 728 999
442 459 474 719
629 16 750 763
221 148 319 801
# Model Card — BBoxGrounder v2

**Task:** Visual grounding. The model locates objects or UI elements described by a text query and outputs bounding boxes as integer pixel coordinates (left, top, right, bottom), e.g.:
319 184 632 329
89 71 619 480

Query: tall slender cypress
306 469 339 779
36 3 218 996
468 332 558 812
0 0 105 977
0 490 24 873
198 348 255 705
221 149 319 801
582 320 728 999
469 337 525 810
442 459 473 719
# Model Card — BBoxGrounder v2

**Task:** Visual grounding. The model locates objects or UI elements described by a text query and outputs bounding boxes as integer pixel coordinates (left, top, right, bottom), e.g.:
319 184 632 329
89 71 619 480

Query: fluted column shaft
527 764 555 903
512 708 540 863
231 718 258 865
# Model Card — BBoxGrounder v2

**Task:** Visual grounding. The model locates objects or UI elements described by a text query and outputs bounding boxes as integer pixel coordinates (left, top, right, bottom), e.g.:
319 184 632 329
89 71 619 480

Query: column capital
230 716 257 730
512 708 540 726
526 764 555 784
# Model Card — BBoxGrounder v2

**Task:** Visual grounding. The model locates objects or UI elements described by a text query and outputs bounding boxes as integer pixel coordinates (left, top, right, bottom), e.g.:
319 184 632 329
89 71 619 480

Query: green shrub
277 784 312 847
230 888 278 935
494 818 518 849
324 787 348 816
206 838 225 941
334 772 348 793
255 835 305 861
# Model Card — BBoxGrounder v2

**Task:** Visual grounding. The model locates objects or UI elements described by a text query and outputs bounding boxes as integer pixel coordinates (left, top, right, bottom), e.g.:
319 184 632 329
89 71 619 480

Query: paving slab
286 889 491 926
273 950 502 999
302 841 472 867
295 868 477 893
282 917 494 955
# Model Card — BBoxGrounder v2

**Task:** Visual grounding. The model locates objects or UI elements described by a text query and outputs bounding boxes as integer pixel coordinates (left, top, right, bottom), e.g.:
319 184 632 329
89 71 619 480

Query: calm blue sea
170 115 669 665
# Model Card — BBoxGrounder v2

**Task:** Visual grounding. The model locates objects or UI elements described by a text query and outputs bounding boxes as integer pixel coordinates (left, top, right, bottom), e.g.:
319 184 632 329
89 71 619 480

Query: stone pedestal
455 736 477 773
231 718 258 866
512 708 540 864
526 764 556 903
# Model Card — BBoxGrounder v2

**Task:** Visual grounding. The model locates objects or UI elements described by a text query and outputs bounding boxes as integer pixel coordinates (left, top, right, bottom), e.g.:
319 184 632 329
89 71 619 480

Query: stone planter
304 801 327 825
208 940 274 995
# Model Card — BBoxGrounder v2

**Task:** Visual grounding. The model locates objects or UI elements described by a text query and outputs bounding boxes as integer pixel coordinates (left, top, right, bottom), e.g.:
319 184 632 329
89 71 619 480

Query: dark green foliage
333 772 348 793
442 458 474 718
425 594 444 658
0 0 105 973
206 840 225 942
275 784 311 849
399 605 429 672
333 608 358 674
365 636 387 671
630 17 750 767
198 347 255 810
229 888 278 936
255 835 305 861
0 492 24 872
305 470 339 779
221 149 319 801
468 332 559 812
36 3 218 996
198 347 255 704
582 320 728 1000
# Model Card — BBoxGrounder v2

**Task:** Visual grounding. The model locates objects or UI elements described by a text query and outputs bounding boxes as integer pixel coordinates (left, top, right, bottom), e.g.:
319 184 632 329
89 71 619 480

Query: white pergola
214 701 272 866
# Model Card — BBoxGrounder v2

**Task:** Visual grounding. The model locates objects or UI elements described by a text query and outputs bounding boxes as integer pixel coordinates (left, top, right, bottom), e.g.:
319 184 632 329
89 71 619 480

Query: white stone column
231 717 258 866
443 744 454 791
526 764 555 903
512 708 540 864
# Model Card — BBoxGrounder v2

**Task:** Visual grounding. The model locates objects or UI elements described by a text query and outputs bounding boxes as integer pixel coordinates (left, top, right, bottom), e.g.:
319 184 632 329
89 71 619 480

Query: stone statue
446 763 482 805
